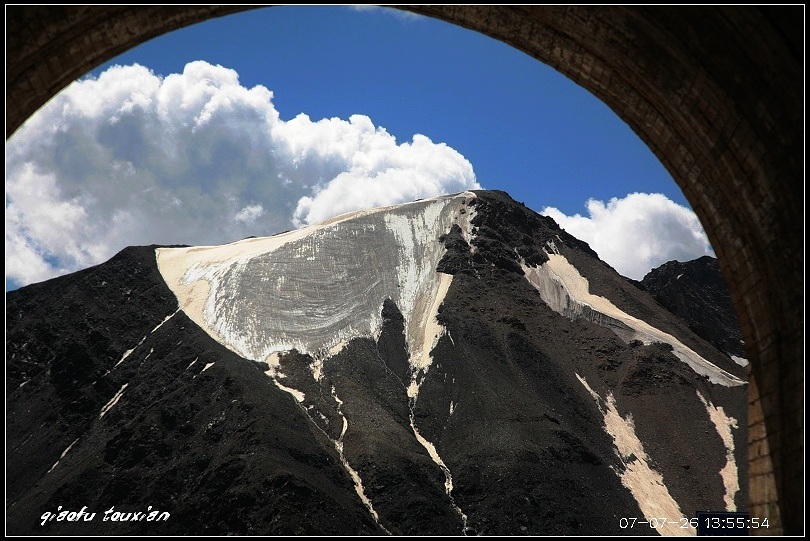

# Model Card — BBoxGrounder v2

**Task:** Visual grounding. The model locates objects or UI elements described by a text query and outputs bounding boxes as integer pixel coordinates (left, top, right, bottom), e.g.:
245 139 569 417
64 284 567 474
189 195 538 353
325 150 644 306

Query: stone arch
5 6 802 534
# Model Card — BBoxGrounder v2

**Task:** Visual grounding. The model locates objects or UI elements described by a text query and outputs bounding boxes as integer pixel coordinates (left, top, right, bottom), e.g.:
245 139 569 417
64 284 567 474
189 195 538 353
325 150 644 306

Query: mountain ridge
6 190 747 535
640 256 747 363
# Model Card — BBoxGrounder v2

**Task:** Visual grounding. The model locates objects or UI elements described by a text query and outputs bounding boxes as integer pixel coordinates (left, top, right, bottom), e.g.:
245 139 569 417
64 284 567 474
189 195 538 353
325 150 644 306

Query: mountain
6 190 747 536
640 257 747 364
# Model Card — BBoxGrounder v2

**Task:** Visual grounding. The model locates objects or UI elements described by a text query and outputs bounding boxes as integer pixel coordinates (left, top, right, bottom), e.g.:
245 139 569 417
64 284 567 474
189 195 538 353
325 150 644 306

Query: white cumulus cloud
234 204 265 224
542 193 715 280
5 61 479 288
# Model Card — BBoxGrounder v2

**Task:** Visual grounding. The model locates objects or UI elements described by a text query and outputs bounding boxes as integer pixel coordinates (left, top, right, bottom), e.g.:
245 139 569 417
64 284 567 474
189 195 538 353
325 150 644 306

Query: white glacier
156 192 476 373
156 192 477 533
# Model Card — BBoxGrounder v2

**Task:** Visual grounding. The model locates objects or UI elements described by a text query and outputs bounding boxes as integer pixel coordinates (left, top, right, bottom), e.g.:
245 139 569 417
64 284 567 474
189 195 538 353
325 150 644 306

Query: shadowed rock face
6 190 746 535
641 256 747 362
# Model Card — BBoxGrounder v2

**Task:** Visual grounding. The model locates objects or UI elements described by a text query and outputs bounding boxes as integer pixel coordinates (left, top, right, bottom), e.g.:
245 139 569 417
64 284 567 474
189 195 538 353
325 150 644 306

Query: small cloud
348 5 423 21
234 204 265 224
542 193 714 280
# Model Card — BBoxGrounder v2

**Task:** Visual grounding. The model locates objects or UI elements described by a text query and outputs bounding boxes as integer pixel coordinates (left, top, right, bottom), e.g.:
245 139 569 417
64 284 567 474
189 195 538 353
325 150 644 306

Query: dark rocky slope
6 191 747 535
6 247 383 535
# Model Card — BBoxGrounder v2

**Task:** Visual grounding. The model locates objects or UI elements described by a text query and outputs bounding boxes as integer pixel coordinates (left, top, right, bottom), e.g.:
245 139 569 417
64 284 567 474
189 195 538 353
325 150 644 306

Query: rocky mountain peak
641 256 747 363
7 190 747 535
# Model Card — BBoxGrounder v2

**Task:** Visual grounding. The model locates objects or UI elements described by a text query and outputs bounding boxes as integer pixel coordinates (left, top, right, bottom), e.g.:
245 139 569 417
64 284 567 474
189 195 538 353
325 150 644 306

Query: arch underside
5 5 803 534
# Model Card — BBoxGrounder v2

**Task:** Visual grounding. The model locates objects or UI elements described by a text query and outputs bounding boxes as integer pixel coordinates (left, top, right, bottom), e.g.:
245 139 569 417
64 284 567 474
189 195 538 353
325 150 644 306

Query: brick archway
6 6 803 534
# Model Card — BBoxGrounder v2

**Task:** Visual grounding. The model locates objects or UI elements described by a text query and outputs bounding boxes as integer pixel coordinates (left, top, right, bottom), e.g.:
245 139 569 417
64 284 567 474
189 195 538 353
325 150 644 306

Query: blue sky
6 6 713 288
90 6 684 214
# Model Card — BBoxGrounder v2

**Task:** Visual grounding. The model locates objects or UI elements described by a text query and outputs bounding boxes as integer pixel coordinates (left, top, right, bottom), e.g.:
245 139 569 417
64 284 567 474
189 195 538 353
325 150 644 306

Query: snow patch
696 391 739 510
412 272 453 377
151 308 180 334
523 255 745 387
575 374 694 536
115 347 137 368
310 357 325 382
730 355 749 368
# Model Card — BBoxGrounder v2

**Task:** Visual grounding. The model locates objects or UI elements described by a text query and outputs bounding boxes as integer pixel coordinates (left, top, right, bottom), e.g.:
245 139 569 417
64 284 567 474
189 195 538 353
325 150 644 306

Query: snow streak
330 385 387 531
697 391 740 510
404 264 469 533
47 438 80 474
523 254 744 387
575 374 694 536
262 355 388 533
99 383 129 418
114 308 179 368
